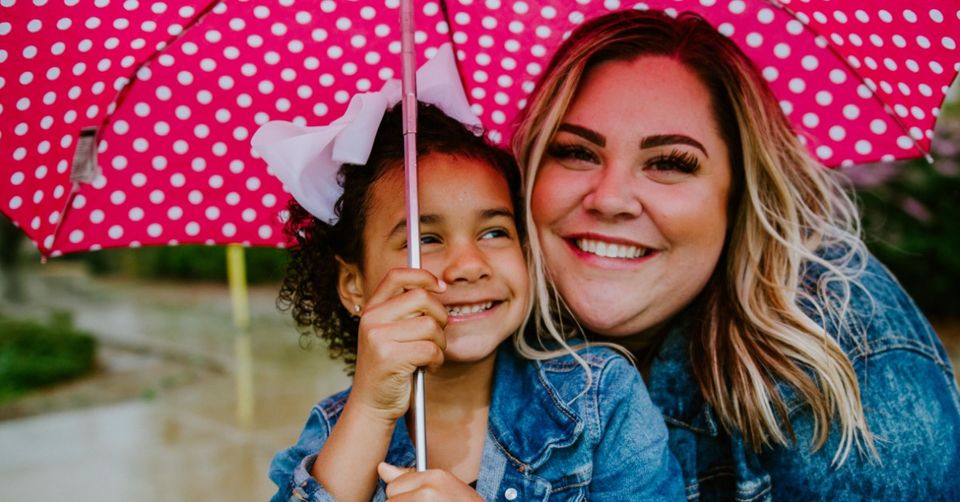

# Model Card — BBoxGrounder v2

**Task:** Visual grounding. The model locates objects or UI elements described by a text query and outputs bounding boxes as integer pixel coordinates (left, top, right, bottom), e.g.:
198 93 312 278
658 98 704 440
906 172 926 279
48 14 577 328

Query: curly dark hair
277 102 523 370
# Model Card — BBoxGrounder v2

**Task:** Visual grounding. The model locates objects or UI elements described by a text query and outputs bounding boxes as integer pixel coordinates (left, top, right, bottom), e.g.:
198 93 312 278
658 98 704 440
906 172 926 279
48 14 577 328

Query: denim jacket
270 344 684 501
647 250 960 500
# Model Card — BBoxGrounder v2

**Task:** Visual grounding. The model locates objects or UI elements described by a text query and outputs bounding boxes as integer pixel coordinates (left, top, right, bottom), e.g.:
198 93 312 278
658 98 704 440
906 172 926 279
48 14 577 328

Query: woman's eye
546 143 600 166
646 150 701 174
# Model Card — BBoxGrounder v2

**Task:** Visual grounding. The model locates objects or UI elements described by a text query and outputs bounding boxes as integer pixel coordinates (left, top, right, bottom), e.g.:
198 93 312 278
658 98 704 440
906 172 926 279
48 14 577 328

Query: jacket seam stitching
850 341 951 373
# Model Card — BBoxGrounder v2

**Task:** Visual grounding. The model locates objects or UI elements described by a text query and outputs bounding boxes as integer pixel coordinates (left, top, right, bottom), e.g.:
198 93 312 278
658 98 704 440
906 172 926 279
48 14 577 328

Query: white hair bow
251 43 482 225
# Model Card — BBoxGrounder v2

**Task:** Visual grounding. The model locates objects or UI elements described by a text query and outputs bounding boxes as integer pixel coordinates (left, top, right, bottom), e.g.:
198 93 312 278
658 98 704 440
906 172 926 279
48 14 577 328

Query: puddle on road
0 263 351 501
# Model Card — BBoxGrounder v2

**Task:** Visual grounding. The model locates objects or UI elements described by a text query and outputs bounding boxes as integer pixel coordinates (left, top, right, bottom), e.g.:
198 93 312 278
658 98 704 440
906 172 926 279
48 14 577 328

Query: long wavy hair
513 9 875 464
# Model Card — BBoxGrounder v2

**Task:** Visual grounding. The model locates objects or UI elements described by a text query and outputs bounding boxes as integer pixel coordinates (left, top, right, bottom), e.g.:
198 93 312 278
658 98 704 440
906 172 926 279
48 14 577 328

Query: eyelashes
546 142 598 163
547 142 702 175
648 149 701 174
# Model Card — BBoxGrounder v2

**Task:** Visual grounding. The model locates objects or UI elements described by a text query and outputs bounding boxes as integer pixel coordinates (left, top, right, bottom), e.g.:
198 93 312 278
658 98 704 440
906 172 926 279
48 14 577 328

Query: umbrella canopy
1 0 958 257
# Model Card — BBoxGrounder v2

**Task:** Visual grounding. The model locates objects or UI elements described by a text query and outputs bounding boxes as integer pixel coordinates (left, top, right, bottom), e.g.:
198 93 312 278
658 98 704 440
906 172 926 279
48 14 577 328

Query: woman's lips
565 237 659 264
572 237 651 259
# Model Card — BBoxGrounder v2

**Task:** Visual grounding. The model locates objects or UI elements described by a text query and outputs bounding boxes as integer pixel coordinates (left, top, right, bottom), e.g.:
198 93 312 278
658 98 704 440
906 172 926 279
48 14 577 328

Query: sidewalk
0 262 350 501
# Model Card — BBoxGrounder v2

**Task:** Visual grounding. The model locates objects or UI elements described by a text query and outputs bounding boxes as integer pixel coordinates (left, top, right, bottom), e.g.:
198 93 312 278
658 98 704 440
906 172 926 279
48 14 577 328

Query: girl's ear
336 256 365 313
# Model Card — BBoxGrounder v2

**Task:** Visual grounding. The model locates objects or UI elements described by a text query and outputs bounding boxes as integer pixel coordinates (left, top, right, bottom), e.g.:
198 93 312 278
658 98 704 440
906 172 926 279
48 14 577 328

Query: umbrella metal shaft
400 0 428 473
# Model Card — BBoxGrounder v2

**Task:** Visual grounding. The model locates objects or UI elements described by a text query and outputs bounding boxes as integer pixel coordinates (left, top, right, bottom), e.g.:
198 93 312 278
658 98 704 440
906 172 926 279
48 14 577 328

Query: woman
513 9 960 500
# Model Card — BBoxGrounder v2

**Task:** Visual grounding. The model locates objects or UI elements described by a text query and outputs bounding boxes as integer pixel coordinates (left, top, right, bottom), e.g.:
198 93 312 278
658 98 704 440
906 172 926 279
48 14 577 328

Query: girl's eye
480 228 510 240
546 143 600 167
420 234 441 245
646 150 701 174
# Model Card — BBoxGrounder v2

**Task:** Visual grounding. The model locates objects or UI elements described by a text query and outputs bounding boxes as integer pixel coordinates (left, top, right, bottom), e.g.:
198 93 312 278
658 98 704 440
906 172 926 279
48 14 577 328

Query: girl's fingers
379 339 444 371
382 467 481 501
358 335 445 377
364 268 446 308
377 462 412 483
363 316 447 350
362 287 449 329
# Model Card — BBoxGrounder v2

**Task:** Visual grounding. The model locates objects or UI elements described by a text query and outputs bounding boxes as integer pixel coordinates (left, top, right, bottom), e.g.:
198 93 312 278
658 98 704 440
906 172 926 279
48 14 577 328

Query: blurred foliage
72 245 288 283
0 310 97 402
851 113 960 319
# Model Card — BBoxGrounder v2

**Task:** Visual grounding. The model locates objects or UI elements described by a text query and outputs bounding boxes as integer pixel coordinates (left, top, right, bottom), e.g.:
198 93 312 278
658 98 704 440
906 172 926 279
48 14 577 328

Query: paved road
0 262 350 501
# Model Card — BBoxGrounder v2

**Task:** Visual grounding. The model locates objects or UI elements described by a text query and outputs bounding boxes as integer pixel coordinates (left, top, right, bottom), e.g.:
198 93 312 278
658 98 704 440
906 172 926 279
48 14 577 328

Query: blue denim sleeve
268 406 338 502
762 349 960 500
761 255 960 499
589 355 686 501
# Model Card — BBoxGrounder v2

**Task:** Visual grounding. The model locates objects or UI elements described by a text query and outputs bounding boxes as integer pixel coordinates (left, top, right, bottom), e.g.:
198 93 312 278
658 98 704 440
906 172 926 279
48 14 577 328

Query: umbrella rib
49 1 226 256
764 0 931 162
437 1 473 116
92 0 224 148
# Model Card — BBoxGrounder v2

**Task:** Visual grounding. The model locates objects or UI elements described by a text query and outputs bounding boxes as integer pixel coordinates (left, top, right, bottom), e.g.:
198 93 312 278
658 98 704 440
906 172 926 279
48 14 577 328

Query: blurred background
2 81 959 501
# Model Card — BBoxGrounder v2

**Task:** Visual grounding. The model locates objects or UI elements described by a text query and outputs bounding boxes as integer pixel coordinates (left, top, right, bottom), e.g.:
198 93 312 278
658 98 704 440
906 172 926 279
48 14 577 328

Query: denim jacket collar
487 344 583 470
647 321 721 437
381 344 583 471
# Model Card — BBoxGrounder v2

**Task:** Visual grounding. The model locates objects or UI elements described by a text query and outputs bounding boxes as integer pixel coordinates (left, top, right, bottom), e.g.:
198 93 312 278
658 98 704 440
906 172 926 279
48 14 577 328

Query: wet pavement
0 261 350 501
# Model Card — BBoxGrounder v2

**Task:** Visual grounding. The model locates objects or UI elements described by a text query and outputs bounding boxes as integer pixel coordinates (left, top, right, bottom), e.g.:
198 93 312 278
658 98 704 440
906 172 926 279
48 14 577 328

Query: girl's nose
582 165 643 220
442 243 492 284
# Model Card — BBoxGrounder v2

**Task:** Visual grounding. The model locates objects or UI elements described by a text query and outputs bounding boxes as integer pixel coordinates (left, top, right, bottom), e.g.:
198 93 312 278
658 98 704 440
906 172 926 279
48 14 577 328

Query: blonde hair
513 9 875 465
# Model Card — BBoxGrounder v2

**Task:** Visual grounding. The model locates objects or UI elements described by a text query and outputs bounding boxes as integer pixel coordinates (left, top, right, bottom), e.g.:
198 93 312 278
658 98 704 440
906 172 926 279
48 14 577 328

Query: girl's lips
445 300 503 323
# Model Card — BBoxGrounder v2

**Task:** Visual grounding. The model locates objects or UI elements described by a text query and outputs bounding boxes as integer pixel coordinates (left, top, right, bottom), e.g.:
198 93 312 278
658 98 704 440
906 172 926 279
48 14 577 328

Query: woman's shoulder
803 245 949 371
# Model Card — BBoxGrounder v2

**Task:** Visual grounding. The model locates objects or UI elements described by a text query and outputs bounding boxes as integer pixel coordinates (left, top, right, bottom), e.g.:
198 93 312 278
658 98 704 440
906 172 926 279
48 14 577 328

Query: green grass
0 313 97 403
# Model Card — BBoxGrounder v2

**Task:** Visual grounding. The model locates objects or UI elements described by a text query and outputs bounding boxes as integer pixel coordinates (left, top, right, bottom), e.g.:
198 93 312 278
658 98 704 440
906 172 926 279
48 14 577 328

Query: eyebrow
556 124 709 158
557 123 605 147
388 214 441 240
387 207 515 239
480 207 515 221
641 134 709 157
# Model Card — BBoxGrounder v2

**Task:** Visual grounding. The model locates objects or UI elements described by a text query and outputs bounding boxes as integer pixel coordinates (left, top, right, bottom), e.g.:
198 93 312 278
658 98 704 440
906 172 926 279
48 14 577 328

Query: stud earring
354 304 361 313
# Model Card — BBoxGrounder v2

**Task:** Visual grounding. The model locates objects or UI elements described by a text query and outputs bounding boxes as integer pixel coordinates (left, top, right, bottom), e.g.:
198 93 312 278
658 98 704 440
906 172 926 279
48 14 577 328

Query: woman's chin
575 307 663 339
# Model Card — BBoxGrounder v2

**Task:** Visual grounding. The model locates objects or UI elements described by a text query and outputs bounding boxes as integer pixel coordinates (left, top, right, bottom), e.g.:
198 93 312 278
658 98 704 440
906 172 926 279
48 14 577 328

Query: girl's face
530 56 733 339
358 153 528 363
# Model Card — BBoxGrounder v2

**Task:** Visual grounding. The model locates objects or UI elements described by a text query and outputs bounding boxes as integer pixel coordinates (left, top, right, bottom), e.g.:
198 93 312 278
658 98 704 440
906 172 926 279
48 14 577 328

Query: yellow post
226 243 254 430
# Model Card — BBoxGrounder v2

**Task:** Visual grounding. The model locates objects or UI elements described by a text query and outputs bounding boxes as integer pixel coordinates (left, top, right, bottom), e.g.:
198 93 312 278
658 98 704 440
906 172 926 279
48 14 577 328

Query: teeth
447 301 494 316
576 239 648 259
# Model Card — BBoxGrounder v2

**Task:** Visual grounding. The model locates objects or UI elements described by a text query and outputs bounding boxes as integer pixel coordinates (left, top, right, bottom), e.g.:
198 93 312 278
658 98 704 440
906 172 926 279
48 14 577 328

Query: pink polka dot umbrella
1 0 958 257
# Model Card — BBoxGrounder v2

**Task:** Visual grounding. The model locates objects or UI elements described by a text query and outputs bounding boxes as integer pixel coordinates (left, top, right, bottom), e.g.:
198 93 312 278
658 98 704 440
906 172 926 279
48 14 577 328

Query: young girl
252 46 682 501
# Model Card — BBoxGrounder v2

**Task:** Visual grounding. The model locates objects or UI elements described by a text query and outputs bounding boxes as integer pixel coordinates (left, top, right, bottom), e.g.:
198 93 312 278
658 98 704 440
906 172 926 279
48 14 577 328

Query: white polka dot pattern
0 0 958 257
446 0 959 167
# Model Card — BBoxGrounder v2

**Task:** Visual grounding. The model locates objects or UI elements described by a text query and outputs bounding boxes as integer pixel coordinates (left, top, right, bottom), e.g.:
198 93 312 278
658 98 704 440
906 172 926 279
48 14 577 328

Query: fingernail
378 462 403 480
437 280 447 291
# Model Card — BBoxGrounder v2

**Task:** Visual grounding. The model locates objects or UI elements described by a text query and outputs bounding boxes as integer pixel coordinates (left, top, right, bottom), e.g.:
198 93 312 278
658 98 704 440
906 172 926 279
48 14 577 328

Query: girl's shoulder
309 387 353 428
516 343 645 409
537 343 635 372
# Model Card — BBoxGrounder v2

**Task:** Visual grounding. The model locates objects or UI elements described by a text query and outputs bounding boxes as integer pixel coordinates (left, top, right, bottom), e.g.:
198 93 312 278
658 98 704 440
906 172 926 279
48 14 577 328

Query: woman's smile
565 233 659 266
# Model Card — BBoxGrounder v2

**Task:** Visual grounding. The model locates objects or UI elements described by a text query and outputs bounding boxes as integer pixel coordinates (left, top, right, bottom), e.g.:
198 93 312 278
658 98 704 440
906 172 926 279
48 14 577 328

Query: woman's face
531 56 733 339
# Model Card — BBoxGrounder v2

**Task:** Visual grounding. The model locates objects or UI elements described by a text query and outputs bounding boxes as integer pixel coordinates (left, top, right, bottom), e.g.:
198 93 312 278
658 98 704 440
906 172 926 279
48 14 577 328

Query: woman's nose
582 166 643 219
442 243 492 284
